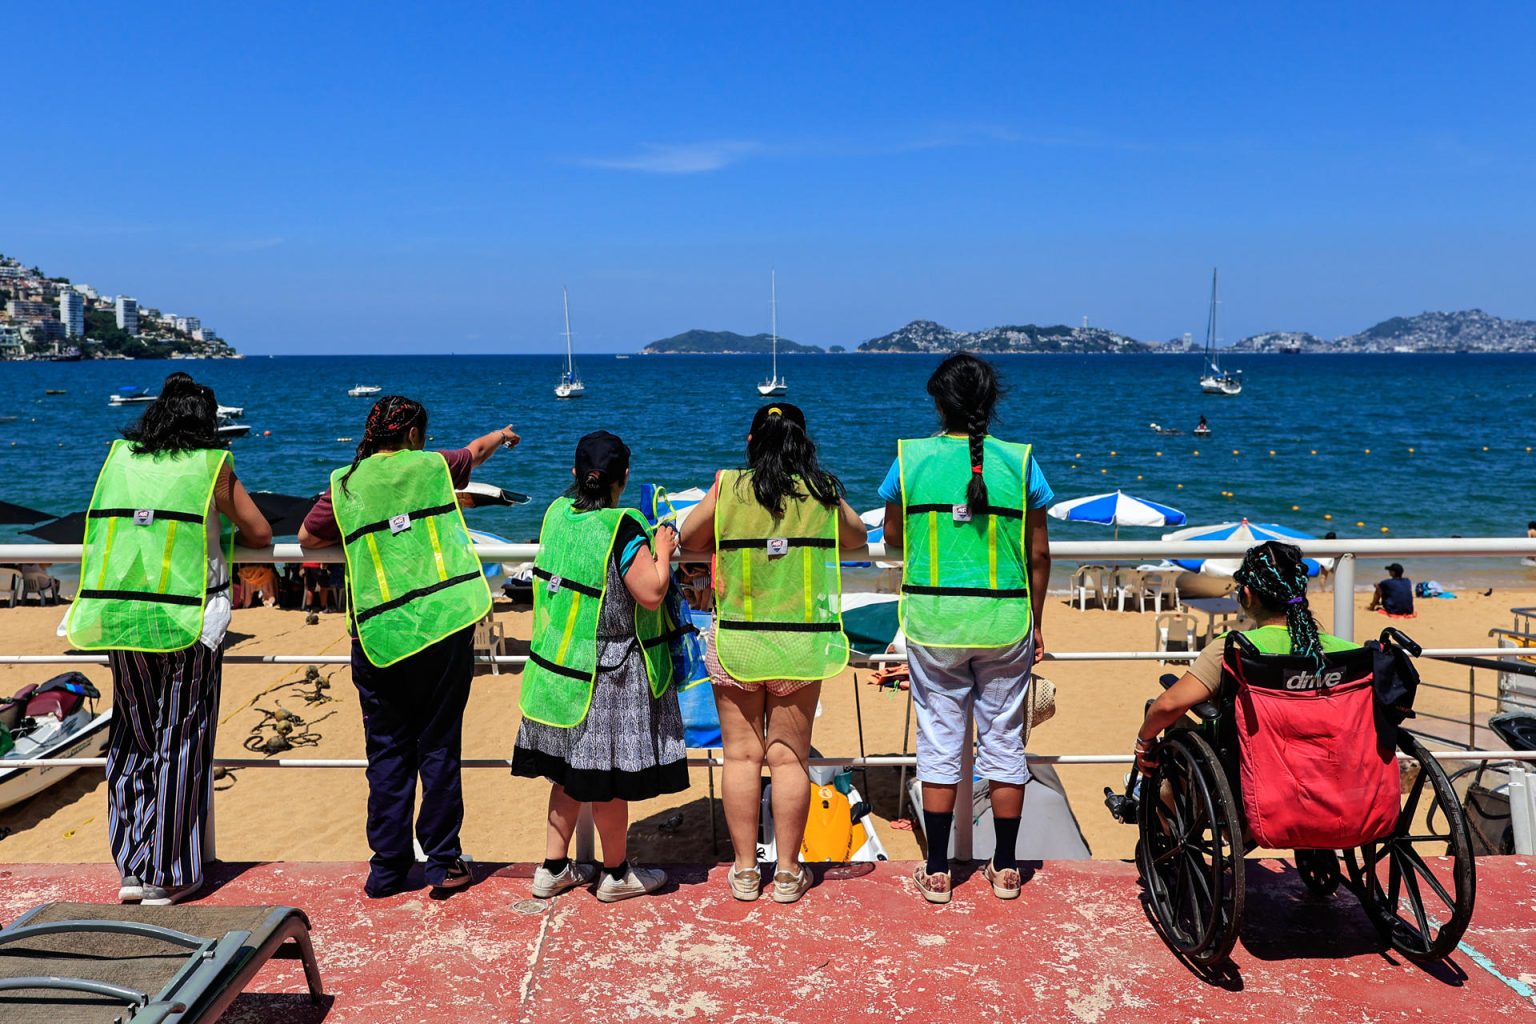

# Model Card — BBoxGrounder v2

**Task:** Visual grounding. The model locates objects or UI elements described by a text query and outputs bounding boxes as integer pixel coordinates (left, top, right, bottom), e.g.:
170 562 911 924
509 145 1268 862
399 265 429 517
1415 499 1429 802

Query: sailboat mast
562 286 574 376
1205 268 1219 373
770 270 778 380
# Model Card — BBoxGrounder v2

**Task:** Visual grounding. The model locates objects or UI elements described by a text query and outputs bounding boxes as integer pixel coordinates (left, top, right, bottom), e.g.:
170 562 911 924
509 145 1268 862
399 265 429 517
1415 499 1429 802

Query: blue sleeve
615 517 649 576
1026 456 1054 510
876 458 902 504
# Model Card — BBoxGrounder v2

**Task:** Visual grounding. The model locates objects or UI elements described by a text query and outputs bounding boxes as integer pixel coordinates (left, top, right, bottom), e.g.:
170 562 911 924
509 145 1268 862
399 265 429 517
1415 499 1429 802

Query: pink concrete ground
2 858 1533 1023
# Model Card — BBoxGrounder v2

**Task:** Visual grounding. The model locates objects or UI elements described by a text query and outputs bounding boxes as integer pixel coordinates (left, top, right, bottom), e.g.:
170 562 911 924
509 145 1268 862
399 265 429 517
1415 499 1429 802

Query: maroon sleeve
438 448 474 489
301 488 343 544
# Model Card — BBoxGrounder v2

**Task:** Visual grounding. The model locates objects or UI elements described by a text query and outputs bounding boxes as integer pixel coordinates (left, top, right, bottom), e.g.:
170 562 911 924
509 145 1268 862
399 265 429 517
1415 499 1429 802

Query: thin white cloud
579 141 766 174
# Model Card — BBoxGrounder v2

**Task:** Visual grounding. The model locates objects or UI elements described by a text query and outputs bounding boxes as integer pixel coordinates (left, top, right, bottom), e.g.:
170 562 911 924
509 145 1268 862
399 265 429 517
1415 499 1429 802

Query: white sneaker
531 861 597 899
595 864 667 903
141 881 202 906
118 876 144 903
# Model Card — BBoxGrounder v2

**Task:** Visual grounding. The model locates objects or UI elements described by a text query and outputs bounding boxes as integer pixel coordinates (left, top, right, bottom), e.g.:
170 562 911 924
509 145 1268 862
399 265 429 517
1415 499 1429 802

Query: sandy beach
0 582 1525 867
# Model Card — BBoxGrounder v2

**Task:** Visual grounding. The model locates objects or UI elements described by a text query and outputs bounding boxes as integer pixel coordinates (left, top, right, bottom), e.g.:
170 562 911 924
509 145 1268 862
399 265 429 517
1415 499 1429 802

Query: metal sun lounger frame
0 904 322 1024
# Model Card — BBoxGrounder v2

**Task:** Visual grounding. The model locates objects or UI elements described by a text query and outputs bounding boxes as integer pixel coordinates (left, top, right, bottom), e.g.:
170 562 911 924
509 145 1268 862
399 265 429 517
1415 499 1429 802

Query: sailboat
757 271 787 397
1198 269 1242 396
554 286 585 399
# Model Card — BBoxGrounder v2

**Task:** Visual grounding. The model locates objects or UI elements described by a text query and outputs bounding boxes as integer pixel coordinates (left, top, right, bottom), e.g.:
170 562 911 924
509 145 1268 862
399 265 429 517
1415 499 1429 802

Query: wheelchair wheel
1343 732 1476 963
1296 850 1342 896
1136 730 1245 967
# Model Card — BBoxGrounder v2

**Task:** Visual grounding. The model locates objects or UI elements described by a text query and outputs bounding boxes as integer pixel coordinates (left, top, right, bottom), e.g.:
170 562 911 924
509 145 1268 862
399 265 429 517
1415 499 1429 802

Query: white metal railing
5 537 1536 860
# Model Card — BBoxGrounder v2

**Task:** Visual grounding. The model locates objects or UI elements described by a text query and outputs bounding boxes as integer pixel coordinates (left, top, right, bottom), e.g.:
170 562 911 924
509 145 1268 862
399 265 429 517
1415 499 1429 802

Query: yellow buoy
1155 451 1163 457
1408 447 1415 454
1380 526 1390 533
1192 450 1200 456
1100 468 1108 474
1232 449 1240 456
1311 449 1318 455
1110 451 1117 457
1136 474 1143 480
1364 448 1371 454
1177 483 1184 489
1075 453 1082 459
1482 446 1489 452
1268 449 1276 456
1355 521 1365 527
1291 505 1300 511
1323 514 1333 521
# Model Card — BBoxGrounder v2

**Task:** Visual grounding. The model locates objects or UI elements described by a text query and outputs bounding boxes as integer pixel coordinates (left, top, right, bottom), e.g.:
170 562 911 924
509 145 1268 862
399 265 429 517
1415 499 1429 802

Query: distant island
642 329 825 355
0 250 238 361
845 309 1536 355
857 319 1143 354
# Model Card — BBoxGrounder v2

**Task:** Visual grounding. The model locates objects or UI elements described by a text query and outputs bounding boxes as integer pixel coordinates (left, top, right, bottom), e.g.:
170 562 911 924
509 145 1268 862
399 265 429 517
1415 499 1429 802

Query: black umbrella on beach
24 493 320 545
0 499 54 525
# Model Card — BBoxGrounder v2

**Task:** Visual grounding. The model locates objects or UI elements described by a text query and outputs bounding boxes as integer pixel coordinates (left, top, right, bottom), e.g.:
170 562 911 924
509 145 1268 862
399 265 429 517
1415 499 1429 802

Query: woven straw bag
1024 674 1056 744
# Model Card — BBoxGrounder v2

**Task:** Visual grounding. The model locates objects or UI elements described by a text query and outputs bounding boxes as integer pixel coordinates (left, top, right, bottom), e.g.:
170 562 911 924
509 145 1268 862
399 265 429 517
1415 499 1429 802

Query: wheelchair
1106 629 1476 967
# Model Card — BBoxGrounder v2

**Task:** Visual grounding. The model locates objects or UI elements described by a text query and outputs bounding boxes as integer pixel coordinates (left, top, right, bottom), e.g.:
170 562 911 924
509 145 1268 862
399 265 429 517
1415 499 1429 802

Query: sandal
913 865 952 905
729 865 762 902
982 860 1022 900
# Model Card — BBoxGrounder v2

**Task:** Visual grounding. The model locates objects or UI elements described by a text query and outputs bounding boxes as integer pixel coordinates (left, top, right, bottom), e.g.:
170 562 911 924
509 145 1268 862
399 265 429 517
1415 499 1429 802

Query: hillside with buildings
857 319 1147 353
0 252 238 360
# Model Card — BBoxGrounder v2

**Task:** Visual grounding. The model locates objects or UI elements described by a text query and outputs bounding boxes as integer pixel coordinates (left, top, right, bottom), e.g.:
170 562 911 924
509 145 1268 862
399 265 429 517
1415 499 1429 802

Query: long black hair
926 352 1002 510
123 372 222 455
740 404 843 516
338 395 428 496
1233 541 1324 665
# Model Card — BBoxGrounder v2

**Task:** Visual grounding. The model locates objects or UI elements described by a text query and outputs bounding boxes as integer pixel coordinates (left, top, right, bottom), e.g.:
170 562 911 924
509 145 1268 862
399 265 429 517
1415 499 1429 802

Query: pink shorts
705 630 817 697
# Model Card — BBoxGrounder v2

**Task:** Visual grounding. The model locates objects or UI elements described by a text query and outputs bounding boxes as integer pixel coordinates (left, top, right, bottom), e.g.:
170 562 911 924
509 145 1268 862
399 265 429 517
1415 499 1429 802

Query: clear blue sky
4 4 1533 353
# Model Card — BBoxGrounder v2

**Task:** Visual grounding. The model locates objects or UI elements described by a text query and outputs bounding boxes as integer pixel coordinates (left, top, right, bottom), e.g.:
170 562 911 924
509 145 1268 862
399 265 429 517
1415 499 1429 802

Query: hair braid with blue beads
1233 541 1324 665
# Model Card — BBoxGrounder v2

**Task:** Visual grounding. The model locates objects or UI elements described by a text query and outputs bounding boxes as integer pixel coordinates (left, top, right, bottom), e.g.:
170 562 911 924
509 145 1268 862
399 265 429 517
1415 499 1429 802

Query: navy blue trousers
106 644 221 889
351 627 473 894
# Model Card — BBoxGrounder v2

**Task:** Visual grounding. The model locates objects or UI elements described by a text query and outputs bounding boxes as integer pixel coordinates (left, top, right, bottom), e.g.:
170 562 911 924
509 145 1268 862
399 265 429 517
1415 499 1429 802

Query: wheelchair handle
1379 627 1422 657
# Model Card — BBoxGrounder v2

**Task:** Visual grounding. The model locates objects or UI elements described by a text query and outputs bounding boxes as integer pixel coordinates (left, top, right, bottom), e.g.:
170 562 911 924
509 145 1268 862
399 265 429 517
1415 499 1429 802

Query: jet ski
0 673 111 813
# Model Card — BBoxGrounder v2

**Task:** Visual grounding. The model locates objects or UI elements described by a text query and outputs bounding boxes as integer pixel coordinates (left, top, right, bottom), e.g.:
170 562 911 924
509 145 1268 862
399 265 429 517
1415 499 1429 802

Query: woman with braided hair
1133 540 1356 775
880 352 1054 904
300 396 519 898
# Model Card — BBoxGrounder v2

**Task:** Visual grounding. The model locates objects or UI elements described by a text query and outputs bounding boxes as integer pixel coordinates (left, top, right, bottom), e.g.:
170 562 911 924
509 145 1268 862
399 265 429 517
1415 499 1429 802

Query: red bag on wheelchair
1224 634 1400 850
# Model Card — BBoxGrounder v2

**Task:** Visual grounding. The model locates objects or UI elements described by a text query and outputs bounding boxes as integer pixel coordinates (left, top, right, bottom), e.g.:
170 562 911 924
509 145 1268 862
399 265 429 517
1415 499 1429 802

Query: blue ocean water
2 353 1533 582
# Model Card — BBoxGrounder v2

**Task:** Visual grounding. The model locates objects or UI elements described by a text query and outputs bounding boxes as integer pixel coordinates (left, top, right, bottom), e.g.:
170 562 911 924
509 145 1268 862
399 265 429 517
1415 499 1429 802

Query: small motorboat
217 404 244 419
1193 425 1212 438
347 384 382 398
218 421 251 439
45 389 67 395
456 481 532 508
0 673 111 813
1148 423 1183 436
108 385 156 406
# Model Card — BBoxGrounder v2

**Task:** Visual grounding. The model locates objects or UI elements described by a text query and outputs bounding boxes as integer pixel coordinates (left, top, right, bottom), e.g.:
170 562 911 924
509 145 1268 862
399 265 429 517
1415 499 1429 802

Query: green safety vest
66 440 232 653
1232 625 1358 657
331 450 491 668
898 435 1033 648
713 470 849 681
519 498 676 728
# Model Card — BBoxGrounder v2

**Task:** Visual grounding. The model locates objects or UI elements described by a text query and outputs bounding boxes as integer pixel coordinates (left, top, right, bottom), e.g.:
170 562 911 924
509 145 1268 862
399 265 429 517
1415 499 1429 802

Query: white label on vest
547 574 562 593
133 509 154 527
952 504 972 523
766 537 789 557
388 513 411 535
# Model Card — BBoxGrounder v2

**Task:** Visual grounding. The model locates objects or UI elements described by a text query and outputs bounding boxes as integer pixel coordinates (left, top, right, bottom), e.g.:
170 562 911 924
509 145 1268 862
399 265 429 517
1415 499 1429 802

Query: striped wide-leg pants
105 643 222 888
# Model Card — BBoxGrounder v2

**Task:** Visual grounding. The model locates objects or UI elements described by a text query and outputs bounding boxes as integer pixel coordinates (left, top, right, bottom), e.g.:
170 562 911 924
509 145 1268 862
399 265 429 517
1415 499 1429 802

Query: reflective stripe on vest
519 498 675 728
712 469 849 681
897 435 1033 648
66 440 231 652
331 450 491 668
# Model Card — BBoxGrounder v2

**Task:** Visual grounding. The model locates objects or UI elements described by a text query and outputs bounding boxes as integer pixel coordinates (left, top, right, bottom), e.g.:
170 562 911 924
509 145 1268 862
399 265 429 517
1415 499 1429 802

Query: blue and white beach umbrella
1160 518 1331 577
1047 490 1187 537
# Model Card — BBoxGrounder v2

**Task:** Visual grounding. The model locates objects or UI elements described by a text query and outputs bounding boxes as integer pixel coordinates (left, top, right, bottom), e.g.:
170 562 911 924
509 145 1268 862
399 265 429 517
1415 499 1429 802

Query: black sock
604 860 629 881
542 857 570 876
992 816 1021 871
923 810 954 875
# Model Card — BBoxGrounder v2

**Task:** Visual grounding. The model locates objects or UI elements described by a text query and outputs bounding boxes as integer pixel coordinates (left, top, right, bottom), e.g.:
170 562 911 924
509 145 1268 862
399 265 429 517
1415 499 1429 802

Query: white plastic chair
473 613 506 674
1136 571 1176 614
0 568 19 608
1155 612 1200 664
1070 565 1106 611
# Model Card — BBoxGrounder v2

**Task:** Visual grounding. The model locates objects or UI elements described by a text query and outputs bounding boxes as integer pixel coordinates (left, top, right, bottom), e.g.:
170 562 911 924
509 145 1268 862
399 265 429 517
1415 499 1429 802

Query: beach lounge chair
0 902 323 1024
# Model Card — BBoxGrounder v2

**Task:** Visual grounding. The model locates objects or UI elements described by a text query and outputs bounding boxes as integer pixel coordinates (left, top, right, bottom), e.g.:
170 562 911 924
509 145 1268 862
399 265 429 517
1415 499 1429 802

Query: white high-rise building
59 291 84 336
116 295 139 334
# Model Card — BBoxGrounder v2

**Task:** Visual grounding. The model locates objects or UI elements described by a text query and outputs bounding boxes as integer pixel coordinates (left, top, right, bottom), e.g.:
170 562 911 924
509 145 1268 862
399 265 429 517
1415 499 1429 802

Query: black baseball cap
1385 563 1404 575
574 430 630 484
750 402 806 434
